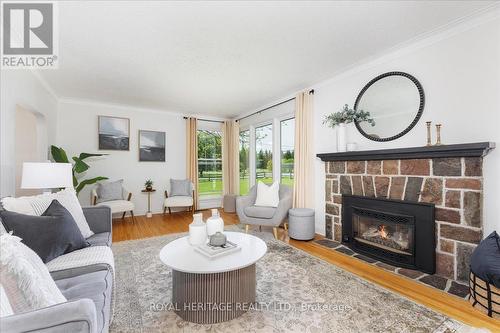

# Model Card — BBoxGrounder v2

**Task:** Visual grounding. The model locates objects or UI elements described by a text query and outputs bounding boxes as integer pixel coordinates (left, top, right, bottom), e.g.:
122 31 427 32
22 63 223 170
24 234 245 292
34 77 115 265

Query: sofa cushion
244 205 276 219
1 189 94 238
87 232 112 247
0 200 90 263
164 196 193 207
96 200 134 214
55 270 112 333
0 234 66 314
46 246 114 277
96 180 124 203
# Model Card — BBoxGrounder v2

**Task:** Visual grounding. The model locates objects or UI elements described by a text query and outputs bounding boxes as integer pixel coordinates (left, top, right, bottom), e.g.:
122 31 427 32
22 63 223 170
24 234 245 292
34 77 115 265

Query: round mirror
354 72 424 142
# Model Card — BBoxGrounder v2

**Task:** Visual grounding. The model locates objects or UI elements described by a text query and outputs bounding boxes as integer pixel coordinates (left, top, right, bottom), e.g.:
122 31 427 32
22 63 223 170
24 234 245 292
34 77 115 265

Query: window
255 124 273 185
280 118 294 186
197 129 222 197
239 130 250 195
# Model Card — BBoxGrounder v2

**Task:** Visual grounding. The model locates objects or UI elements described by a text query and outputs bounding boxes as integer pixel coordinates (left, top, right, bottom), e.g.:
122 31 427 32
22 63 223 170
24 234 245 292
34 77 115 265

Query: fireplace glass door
352 209 414 256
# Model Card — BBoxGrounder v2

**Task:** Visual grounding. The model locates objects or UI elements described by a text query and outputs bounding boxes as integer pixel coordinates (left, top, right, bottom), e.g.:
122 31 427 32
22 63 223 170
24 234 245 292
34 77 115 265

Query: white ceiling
39 1 495 118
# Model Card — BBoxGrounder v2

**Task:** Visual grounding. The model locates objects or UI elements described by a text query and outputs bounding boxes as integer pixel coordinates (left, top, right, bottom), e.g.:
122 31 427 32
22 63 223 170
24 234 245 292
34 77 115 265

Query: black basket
469 271 500 318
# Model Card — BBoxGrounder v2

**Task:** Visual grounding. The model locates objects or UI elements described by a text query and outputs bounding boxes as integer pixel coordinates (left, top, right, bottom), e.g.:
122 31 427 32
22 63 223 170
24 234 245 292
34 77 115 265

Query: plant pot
146 185 153 191
337 123 347 152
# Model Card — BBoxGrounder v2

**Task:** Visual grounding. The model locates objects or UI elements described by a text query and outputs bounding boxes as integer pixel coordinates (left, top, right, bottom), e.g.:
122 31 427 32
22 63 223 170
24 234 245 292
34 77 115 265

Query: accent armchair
91 186 135 221
164 180 195 214
236 184 292 239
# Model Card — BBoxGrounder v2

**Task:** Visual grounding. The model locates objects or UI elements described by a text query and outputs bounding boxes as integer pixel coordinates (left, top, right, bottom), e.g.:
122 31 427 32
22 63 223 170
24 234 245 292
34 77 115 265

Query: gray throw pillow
170 179 191 197
0 200 89 263
96 179 124 203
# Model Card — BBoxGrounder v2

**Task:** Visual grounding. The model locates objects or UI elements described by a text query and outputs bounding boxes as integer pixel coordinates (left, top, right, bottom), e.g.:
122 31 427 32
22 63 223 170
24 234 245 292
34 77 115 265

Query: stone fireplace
318 142 494 282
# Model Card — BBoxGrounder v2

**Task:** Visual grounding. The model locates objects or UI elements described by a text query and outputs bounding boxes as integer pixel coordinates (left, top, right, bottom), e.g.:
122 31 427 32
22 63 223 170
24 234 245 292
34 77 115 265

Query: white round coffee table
159 232 267 324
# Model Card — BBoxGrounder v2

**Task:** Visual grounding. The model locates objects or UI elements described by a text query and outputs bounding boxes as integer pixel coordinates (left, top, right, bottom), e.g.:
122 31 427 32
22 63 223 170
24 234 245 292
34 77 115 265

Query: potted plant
51 146 108 196
323 104 375 152
144 179 153 191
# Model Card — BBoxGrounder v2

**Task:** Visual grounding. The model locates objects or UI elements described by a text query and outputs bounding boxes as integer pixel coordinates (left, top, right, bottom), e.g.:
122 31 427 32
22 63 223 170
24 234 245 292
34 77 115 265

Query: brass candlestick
435 124 442 145
426 121 432 146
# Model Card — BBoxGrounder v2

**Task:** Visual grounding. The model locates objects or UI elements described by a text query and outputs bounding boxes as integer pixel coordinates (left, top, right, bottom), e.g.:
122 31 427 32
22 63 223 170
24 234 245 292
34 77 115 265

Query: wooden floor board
112 210 499 331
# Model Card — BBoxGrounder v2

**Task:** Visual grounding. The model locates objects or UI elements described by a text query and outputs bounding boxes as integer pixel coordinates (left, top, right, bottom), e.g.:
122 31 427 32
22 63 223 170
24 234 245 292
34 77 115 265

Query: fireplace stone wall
324 157 483 282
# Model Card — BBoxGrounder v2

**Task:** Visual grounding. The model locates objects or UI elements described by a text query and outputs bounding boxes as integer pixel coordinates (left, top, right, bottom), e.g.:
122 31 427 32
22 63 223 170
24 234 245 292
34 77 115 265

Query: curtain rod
183 116 224 124
236 89 314 122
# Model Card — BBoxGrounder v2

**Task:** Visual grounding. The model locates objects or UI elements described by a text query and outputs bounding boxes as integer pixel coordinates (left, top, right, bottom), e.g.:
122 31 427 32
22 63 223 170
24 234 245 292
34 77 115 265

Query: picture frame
139 130 166 162
98 116 130 150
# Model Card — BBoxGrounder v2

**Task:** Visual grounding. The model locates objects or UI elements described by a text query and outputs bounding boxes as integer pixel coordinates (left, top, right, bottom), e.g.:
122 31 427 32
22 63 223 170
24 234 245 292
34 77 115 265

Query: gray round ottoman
288 208 315 240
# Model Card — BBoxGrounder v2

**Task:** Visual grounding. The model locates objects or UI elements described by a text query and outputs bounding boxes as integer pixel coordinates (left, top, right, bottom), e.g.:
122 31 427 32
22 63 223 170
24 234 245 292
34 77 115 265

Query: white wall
0 71 58 197
56 100 186 215
312 15 500 237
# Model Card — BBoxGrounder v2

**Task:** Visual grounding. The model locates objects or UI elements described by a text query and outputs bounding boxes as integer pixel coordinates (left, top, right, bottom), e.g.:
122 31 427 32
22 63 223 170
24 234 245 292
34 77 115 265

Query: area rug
110 228 471 333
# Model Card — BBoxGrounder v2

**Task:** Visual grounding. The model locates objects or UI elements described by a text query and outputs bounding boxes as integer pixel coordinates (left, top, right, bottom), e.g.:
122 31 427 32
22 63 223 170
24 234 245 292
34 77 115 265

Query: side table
141 189 156 218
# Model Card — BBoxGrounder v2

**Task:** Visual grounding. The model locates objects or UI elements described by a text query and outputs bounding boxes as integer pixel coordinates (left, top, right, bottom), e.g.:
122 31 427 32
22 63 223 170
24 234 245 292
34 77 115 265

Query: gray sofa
236 184 292 238
1 206 114 333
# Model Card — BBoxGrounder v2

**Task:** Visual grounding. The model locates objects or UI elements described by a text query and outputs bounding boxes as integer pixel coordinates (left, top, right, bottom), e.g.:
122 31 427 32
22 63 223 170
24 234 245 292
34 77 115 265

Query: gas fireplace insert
342 195 435 274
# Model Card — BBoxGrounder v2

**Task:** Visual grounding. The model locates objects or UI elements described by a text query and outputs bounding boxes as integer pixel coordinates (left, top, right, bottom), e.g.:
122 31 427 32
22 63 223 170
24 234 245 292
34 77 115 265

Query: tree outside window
239 130 250 195
255 124 273 185
280 118 294 186
197 130 222 197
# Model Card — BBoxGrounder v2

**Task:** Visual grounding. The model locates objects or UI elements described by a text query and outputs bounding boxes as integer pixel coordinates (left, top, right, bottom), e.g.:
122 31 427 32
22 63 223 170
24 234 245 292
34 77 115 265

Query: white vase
206 209 224 236
189 213 207 245
337 123 347 152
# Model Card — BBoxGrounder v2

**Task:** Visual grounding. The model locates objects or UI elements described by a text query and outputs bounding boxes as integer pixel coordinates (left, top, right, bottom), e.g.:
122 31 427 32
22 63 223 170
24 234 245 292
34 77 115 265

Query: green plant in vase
145 179 153 191
323 104 375 152
50 145 108 196
322 104 375 128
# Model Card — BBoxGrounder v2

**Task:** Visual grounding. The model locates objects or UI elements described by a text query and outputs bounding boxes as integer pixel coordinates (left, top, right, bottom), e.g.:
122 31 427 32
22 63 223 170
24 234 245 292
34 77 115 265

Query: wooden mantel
316 142 495 162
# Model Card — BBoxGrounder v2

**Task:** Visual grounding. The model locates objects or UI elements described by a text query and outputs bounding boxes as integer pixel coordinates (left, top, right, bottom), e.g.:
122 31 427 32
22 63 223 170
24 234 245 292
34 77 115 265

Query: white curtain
293 91 314 208
222 120 240 196
186 117 199 210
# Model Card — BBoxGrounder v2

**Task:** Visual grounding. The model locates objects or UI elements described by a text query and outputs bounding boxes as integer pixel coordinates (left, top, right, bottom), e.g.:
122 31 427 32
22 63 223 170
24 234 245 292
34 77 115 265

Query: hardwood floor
112 210 239 242
113 210 500 331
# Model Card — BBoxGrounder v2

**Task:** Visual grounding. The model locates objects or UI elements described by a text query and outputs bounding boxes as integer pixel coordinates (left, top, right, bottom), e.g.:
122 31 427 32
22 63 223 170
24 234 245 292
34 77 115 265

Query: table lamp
21 162 73 194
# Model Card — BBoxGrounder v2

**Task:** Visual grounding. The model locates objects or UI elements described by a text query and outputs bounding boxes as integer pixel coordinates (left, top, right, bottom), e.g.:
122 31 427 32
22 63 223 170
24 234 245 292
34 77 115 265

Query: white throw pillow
0 234 66 314
1 197 35 215
1 189 93 238
0 284 14 317
254 181 280 207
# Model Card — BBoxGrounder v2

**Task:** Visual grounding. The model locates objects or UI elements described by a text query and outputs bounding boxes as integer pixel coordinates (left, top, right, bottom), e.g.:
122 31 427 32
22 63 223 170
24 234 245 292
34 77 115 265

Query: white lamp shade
21 162 73 189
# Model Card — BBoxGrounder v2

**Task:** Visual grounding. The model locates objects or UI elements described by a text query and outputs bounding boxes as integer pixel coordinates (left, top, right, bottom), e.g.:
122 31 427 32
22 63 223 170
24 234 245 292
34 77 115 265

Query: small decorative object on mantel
425 121 432 146
189 213 207 246
435 124 442 146
323 104 375 152
206 208 224 236
144 179 153 191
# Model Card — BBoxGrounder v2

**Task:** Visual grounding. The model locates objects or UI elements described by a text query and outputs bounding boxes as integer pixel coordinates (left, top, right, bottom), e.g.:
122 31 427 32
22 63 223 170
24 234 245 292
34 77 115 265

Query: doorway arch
14 105 48 196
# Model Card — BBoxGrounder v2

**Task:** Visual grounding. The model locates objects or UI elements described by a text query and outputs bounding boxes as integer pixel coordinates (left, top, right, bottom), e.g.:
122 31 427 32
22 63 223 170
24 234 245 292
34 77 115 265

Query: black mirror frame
354 71 425 142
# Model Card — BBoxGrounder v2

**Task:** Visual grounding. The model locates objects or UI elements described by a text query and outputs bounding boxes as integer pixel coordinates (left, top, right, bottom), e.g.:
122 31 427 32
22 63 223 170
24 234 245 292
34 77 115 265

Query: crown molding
58 97 229 121
58 97 187 117
29 70 59 101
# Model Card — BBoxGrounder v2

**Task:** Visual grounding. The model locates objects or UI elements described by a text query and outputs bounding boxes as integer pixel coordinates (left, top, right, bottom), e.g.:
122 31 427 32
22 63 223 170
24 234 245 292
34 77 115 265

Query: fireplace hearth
342 195 435 274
